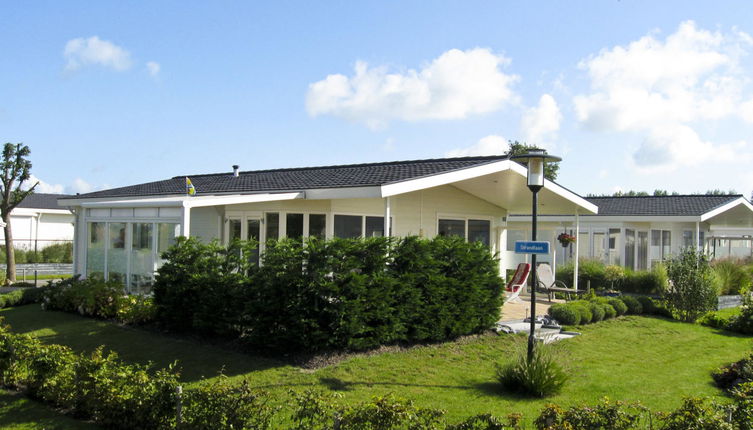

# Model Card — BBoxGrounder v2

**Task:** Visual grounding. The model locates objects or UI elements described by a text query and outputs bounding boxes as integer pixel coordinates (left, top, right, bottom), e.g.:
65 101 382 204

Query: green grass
1 305 752 427
15 273 72 281
709 306 742 320
0 390 98 429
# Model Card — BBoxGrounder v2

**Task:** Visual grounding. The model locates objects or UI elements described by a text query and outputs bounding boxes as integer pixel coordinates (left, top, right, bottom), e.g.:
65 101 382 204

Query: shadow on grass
0 390 99 429
0 305 288 383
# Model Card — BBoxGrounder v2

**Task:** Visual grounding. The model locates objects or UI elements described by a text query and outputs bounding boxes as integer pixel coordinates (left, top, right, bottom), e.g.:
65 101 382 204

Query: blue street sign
514 241 550 255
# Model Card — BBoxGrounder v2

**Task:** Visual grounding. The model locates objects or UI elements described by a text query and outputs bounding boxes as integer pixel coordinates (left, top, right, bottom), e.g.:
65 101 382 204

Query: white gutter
78 192 303 209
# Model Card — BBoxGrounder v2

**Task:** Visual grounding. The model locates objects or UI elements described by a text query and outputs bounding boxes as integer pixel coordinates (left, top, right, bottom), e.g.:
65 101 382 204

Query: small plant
588 302 605 322
711 258 752 295
534 397 644 430
636 296 657 314
557 233 576 247
496 342 568 398
607 298 628 316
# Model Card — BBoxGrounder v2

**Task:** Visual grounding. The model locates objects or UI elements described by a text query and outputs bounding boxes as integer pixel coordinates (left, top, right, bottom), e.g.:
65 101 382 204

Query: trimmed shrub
496 343 569 398
556 259 608 290
0 286 49 309
572 302 593 324
601 302 617 319
588 302 605 322
619 296 643 315
607 298 628 316
636 296 657 315
548 303 580 326
180 377 274 429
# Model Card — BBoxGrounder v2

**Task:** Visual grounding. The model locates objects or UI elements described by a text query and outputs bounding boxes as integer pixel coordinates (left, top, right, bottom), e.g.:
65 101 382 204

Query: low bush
556 259 608 290
572 302 593 324
636 296 657 315
656 397 730 430
621 266 668 295
0 286 49 309
42 276 156 325
600 302 617 319
619 296 643 315
588 302 605 322
496 343 569 398
713 354 753 392
180 377 275 429
548 303 580 325
607 298 628 316
534 398 643 430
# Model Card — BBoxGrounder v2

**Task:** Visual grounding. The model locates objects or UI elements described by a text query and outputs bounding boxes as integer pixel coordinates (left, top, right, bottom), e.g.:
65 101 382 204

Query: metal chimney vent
232 165 239 177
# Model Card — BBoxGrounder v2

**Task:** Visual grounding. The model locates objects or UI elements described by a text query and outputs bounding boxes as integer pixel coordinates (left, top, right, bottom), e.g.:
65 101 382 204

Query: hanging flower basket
557 233 576 247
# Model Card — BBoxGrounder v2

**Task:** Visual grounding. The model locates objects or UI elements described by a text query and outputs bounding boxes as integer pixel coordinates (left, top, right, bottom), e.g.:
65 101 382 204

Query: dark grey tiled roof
585 195 744 217
70 156 509 200
18 193 71 210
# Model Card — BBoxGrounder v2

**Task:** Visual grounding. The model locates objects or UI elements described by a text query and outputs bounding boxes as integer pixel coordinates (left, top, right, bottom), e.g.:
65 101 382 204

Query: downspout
574 210 580 291
695 221 700 253
384 197 392 237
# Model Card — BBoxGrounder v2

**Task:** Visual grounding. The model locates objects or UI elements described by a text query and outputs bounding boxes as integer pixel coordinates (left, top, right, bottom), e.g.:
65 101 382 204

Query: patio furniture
504 263 530 304
536 263 582 302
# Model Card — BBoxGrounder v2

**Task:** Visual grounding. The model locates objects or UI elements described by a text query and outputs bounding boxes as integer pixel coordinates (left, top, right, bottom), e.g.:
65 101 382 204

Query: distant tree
704 189 737 195
653 189 668 196
506 140 559 181
0 143 37 283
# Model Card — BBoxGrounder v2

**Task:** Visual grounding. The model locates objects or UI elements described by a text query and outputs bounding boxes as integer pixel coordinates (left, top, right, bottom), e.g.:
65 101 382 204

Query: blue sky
3 1 753 197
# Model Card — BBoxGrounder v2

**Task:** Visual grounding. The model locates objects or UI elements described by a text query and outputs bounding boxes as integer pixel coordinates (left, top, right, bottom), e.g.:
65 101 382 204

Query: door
637 231 648 271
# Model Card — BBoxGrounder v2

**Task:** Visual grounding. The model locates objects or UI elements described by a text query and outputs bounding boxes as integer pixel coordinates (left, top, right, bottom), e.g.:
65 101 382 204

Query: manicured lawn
0 390 98 430
1 304 752 427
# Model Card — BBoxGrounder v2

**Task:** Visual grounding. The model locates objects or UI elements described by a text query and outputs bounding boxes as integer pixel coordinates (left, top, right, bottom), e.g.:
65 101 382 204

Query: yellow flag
186 177 196 196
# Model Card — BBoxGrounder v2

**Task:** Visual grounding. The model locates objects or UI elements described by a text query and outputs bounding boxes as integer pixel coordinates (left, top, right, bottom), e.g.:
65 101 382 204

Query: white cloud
64 36 132 71
445 135 507 158
146 61 161 77
520 94 562 146
574 21 753 171
68 178 95 194
23 175 64 194
306 48 519 129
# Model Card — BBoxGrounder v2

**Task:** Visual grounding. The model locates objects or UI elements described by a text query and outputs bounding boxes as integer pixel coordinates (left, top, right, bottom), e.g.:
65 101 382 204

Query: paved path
500 294 564 321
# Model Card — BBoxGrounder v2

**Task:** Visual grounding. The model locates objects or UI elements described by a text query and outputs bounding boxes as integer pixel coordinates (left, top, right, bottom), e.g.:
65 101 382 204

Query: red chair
504 263 530 304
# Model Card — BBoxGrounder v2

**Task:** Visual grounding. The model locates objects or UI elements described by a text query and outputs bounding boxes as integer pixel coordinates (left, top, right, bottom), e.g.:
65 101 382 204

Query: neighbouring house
0 193 74 252
507 194 753 271
57 156 597 292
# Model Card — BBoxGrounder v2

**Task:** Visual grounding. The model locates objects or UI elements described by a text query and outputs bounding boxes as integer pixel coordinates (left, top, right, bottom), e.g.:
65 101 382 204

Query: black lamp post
510 150 561 362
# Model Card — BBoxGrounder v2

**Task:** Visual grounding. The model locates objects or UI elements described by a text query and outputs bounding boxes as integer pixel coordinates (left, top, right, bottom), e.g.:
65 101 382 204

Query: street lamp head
509 150 562 188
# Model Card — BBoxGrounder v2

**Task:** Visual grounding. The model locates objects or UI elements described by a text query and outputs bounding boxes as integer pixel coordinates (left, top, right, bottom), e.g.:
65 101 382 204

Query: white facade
0 207 74 250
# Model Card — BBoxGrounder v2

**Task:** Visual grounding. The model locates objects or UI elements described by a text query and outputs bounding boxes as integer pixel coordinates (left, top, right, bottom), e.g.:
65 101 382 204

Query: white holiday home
58 156 597 292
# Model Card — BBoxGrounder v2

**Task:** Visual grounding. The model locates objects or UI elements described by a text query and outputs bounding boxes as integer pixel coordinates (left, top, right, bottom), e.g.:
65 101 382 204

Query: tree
663 248 718 322
506 140 559 181
0 143 37 283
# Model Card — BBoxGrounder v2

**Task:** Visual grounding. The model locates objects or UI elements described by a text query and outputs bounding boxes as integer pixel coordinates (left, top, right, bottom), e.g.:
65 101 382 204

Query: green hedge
547 296 669 326
0 242 73 264
154 236 504 353
556 259 667 295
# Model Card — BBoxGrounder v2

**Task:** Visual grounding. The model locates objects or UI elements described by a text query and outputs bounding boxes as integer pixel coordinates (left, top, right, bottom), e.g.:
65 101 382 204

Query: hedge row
154 236 504 352
548 295 671 326
42 276 155 325
0 286 48 309
556 259 668 295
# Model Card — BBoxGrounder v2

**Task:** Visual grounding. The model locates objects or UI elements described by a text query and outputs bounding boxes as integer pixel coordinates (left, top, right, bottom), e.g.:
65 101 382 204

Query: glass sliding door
228 219 242 241
107 223 127 283
247 218 261 266
608 228 621 266
130 223 154 293
86 222 106 277
156 223 179 270
265 213 279 242
637 231 648 271
624 229 635 270
592 231 606 263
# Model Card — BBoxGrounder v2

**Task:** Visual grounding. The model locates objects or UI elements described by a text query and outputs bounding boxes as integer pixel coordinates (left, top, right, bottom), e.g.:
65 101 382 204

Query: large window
682 230 694 249
87 221 179 292
624 229 635 270
309 214 326 239
265 213 279 241
334 215 365 238
438 218 491 245
286 213 304 239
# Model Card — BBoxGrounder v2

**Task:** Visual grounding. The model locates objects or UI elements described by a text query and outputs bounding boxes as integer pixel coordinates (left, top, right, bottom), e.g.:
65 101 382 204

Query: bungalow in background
57 156 597 293
507 194 753 271
0 193 74 251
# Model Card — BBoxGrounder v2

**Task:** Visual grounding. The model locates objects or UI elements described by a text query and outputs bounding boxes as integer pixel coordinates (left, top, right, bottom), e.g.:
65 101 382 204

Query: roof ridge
171 155 509 179
587 194 742 199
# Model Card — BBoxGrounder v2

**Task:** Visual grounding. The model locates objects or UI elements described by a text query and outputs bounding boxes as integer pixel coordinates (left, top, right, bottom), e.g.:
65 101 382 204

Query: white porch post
574 210 580 291
180 205 191 237
384 196 392 237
